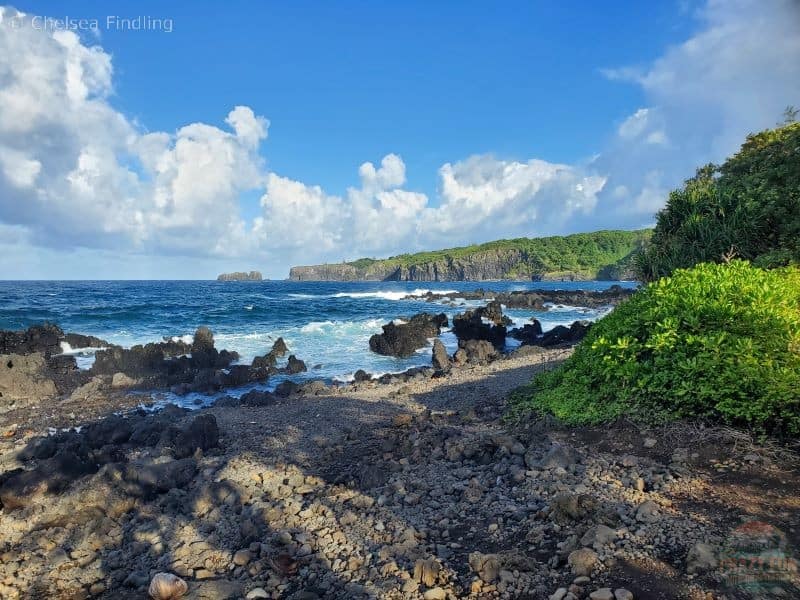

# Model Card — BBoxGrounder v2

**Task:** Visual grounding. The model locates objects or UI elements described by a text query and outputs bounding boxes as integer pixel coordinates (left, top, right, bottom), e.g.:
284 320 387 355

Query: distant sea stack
289 230 651 282
217 271 263 282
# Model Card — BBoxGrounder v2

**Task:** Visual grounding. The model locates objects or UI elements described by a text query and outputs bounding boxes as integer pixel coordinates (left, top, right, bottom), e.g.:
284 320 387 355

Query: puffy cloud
0 6 266 254
422 156 605 242
589 0 800 230
1 0 799 277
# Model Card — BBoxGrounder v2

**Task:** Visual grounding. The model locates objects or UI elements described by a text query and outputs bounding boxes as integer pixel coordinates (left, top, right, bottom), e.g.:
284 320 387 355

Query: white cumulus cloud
0 0 799 277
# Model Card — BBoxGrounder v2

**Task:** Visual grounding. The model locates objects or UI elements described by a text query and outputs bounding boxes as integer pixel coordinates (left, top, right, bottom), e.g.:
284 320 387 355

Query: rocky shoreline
404 286 636 310
1 300 798 599
1 346 798 599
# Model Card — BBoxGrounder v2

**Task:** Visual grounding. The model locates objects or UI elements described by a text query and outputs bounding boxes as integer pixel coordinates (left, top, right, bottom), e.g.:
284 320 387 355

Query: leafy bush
636 123 800 280
510 261 800 437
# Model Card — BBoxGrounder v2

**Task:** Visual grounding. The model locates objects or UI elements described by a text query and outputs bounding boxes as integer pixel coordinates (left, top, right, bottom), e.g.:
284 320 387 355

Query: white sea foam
331 288 458 301
300 320 336 334
244 304 254 310
59 341 107 355
170 334 194 344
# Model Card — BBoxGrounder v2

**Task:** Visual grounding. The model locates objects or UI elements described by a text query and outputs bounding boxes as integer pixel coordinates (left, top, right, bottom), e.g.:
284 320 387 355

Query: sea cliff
289 230 649 281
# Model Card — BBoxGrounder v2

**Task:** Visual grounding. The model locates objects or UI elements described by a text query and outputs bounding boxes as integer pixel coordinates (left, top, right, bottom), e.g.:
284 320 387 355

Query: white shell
148 572 188 600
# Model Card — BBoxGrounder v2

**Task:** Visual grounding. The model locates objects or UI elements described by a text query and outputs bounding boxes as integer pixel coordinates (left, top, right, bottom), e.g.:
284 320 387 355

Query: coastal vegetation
513 121 800 439
635 121 800 281
511 261 800 437
289 229 651 281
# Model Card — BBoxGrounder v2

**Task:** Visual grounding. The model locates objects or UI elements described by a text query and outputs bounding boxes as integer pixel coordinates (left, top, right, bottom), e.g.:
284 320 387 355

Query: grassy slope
344 230 652 279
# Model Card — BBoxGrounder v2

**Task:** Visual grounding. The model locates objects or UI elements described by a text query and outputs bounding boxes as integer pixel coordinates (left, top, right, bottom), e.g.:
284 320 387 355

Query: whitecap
59 341 107 355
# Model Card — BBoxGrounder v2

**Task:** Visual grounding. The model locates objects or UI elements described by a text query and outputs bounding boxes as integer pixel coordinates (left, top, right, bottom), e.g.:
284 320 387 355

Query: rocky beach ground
1 341 798 600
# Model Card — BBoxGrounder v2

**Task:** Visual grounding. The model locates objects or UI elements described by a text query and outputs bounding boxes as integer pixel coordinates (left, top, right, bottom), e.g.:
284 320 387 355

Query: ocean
0 280 636 399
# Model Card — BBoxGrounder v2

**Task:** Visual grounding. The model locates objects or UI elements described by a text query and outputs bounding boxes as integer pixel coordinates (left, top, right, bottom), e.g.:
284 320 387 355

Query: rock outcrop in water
418 285 636 309
216 271 263 281
0 325 306 409
369 313 448 357
452 301 512 348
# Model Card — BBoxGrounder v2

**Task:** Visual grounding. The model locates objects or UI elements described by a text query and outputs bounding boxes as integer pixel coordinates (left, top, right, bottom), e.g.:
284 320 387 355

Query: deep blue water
0 280 636 393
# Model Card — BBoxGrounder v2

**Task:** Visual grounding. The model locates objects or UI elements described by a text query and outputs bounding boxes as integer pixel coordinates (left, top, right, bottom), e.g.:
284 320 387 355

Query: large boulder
285 355 307 374
538 320 592 347
459 340 499 364
369 313 448 358
508 320 543 344
0 353 59 411
452 301 510 348
173 414 220 458
431 339 451 372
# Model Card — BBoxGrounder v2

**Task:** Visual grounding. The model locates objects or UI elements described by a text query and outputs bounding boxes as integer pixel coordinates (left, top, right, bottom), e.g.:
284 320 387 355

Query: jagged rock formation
288 230 650 281
369 313 449 358
217 271 263 281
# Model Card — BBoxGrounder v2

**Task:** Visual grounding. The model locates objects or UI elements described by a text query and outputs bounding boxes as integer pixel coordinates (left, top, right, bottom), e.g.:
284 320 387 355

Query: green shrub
636 122 800 280
510 261 800 437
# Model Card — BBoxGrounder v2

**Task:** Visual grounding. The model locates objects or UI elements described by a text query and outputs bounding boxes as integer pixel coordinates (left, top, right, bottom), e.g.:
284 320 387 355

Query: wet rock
353 369 372 382
614 590 634 600
508 320 543 344
537 321 591 347
452 302 509 347
192 326 215 353
271 337 288 356
369 313 448 357
286 355 307 374
589 589 614 600
251 352 277 370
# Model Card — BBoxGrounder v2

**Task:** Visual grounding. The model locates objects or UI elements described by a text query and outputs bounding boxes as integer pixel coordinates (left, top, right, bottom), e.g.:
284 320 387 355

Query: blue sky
26 1 690 202
0 0 798 278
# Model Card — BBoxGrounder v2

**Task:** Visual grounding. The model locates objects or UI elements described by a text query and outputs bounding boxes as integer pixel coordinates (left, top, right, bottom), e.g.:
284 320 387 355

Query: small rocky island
216 271 263 282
